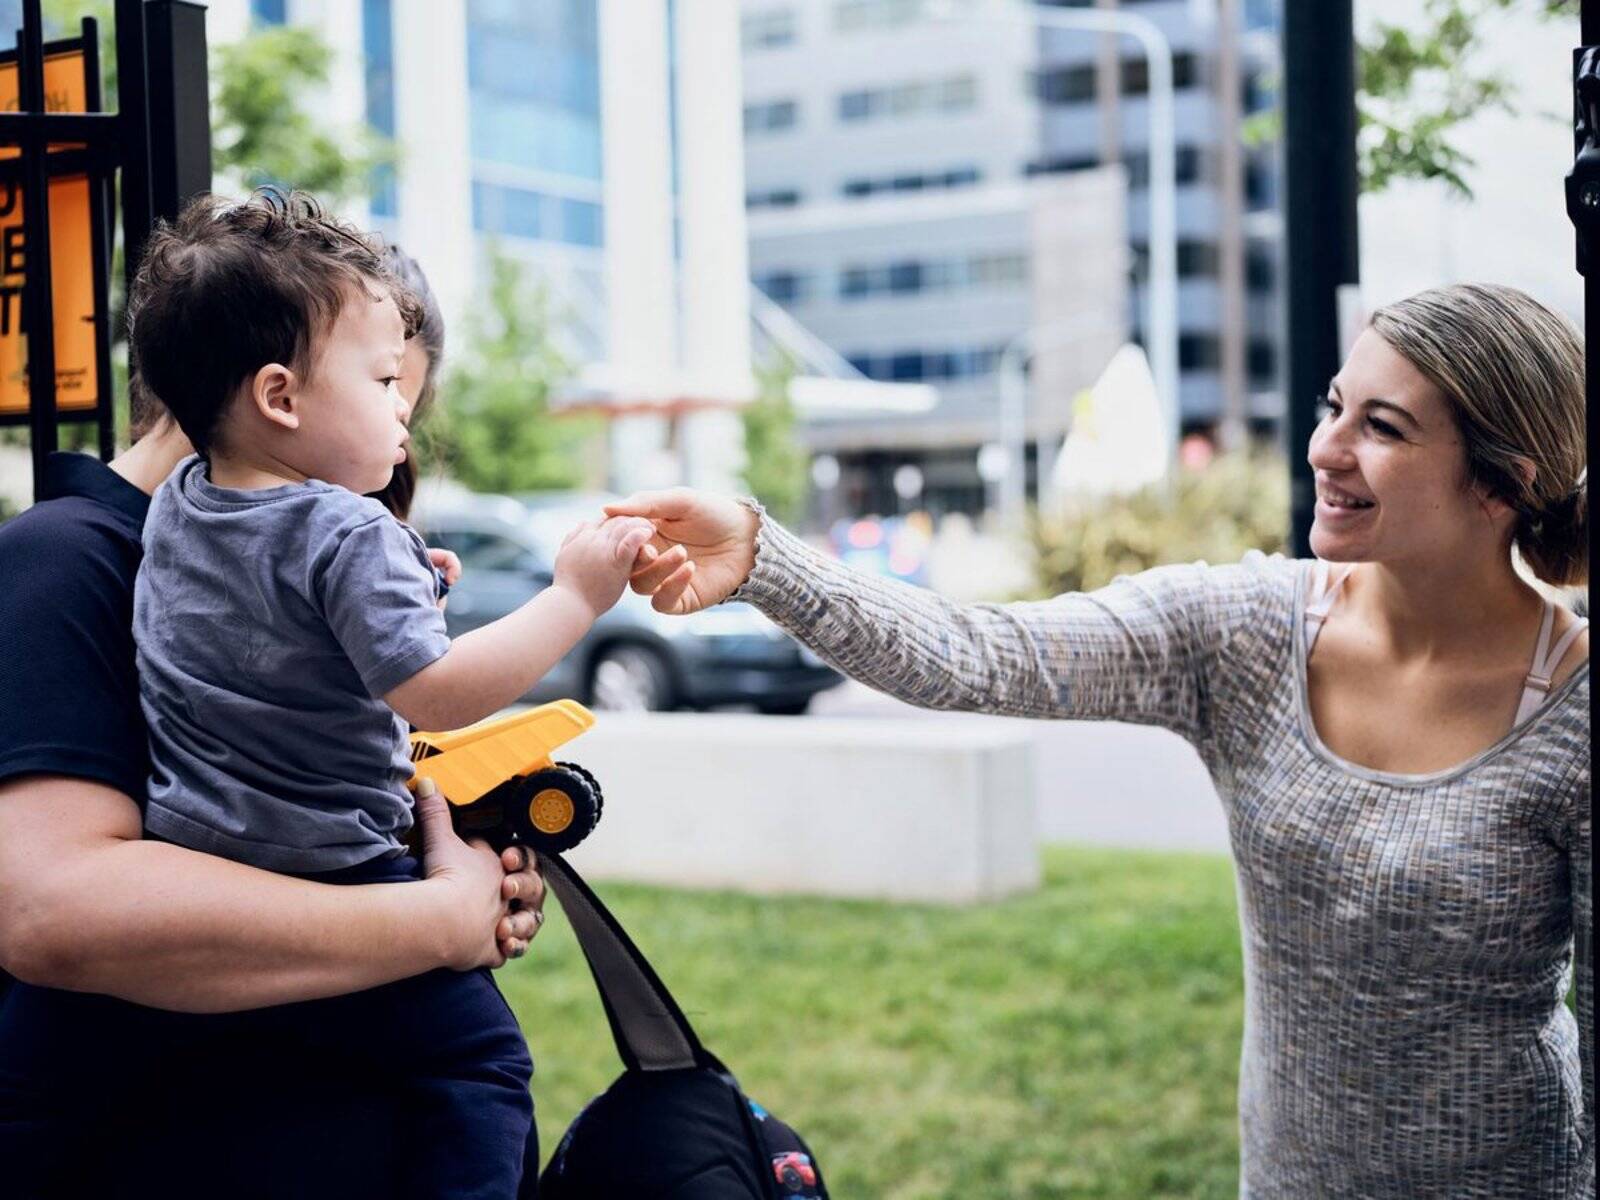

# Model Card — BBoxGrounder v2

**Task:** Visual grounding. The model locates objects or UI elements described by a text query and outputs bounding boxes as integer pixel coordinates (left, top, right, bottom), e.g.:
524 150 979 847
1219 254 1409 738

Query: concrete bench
557 713 1039 905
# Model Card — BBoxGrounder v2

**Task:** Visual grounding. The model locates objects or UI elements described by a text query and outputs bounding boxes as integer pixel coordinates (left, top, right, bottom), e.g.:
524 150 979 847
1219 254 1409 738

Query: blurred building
207 0 757 495
740 0 1284 516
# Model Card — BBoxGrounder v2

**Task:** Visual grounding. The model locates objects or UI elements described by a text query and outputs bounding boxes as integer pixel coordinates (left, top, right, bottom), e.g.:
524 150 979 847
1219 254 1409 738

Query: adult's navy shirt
0 453 404 1197
0 452 150 811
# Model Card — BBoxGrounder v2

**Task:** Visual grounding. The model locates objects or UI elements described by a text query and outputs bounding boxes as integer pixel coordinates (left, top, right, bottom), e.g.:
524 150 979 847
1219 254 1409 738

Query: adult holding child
611 283 1591 1198
0 196 550 1196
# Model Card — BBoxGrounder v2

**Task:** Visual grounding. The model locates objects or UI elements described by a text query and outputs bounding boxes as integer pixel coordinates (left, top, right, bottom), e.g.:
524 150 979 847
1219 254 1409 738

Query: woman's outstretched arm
609 489 1283 743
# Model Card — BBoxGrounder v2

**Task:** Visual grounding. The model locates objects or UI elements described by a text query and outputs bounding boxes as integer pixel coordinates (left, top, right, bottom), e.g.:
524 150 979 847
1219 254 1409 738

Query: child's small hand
552 516 656 619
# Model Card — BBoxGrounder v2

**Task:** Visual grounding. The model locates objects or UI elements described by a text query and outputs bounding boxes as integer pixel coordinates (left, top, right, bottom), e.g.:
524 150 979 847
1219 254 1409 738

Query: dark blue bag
538 854 829 1199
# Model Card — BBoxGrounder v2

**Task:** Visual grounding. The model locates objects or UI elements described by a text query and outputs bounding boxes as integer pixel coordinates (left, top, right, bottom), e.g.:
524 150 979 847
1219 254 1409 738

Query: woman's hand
413 779 546 969
604 489 759 615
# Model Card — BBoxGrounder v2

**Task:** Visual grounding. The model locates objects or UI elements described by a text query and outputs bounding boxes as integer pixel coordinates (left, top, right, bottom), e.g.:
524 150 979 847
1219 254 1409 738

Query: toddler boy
124 190 652 1197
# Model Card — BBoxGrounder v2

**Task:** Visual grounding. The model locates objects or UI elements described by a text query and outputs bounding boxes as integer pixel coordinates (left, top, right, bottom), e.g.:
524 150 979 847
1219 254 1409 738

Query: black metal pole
116 0 153 306
83 15 115 462
1582 3 1599 403
1281 0 1360 559
1579 3 1598 617
142 1 210 224
21 0 57 498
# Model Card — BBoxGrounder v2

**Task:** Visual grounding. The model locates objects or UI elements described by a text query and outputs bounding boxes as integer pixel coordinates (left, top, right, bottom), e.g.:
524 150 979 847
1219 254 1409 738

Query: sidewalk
810 680 1231 854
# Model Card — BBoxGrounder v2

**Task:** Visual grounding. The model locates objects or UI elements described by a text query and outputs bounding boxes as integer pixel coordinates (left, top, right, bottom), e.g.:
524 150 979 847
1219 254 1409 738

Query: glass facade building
362 0 396 217
465 0 604 250
251 0 287 26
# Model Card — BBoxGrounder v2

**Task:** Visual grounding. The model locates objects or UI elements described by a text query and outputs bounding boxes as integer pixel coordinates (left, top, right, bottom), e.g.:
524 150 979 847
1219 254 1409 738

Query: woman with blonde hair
610 282 1591 1197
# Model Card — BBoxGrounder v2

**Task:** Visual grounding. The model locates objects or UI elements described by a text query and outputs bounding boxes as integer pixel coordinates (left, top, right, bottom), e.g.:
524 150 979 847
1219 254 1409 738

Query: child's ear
251 363 300 431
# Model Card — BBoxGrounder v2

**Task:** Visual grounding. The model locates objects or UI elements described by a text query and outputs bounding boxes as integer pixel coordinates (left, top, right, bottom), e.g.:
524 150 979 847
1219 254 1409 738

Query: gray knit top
734 515 1593 1199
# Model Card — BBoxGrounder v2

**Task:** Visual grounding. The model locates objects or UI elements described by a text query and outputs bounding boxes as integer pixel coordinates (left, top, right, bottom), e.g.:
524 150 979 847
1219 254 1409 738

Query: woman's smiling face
1307 328 1511 566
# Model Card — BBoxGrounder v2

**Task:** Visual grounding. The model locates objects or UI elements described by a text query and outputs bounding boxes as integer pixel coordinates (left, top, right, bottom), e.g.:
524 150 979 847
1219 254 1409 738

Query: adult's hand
414 780 545 969
426 546 462 612
603 488 759 615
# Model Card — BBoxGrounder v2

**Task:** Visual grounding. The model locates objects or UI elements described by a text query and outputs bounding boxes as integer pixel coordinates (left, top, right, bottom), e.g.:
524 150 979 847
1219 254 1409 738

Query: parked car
413 492 841 714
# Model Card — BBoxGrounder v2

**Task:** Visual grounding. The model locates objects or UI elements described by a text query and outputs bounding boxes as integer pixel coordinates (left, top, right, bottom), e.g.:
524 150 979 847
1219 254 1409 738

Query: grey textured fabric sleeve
731 509 1282 745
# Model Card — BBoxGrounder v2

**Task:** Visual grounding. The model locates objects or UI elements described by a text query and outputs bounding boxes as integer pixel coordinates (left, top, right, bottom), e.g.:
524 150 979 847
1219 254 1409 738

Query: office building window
742 7 797 49
747 187 803 209
560 196 603 247
1036 52 1200 104
845 344 1007 381
837 75 977 124
251 0 287 24
1243 68 1276 115
473 182 603 247
1025 153 1100 176
834 0 926 32
1130 240 1225 281
1123 145 1211 190
744 98 799 134
1031 147 1209 190
1246 241 1277 292
970 253 1028 285
839 91 873 121
1121 53 1200 94
752 270 810 303
1248 338 1277 384
1176 241 1220 278
1244 0 1279 30
467 0 603 184
363 0 397 217
838 252 1027 299
1037 64 1095 104
1179 333 1222 371
840 166 980 199
1245 155 1276 210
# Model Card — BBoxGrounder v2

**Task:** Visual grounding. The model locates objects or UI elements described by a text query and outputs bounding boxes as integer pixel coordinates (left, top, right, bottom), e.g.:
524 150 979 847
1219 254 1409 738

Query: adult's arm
0 774 542 1013
612 491 1284 743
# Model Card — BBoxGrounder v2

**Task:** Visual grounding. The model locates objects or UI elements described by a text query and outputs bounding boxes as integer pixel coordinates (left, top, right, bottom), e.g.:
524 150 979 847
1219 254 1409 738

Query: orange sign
0 49 98 414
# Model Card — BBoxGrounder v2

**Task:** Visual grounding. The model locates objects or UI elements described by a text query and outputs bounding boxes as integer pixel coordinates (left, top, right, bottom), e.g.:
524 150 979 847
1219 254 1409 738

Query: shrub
1028 451 1289 598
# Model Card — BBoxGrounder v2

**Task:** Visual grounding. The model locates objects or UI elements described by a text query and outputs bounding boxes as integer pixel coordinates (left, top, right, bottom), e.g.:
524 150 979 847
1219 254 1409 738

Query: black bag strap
539 852 706 1073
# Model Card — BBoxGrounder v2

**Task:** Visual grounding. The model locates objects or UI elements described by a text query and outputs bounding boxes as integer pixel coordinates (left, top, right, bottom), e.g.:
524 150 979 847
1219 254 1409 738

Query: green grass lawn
496 846 1246 1199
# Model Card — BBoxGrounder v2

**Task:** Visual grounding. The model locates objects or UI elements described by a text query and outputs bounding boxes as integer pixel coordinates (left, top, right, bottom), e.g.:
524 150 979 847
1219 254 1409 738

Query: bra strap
1304 562 1354 655
1514 601 1589 724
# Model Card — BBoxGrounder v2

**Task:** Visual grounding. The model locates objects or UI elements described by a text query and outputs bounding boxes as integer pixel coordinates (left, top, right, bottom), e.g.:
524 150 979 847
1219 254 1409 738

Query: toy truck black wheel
511 766 601 854
555 760 604 826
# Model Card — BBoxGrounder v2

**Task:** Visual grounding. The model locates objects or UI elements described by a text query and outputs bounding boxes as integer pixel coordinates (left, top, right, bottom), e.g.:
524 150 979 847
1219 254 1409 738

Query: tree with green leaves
740 353 809 526
1242 0 1575 197
210 25 392 205
426 247 596 495
24 3 394 451
45 0 393 203
1357 0 1577 198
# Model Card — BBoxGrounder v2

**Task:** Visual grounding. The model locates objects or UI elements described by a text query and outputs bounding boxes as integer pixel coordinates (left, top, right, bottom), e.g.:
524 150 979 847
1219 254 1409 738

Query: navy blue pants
0 853 537 1199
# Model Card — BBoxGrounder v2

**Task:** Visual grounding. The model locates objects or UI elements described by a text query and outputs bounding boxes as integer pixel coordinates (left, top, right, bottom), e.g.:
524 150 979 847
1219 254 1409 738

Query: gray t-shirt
133 455 450 872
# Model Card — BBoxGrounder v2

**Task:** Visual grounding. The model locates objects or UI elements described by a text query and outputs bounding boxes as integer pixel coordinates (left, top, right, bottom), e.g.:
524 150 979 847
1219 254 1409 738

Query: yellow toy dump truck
409 701 603 855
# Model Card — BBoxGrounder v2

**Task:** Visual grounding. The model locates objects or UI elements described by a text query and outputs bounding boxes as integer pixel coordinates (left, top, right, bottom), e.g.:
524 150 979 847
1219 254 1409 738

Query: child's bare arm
386 517 654 730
